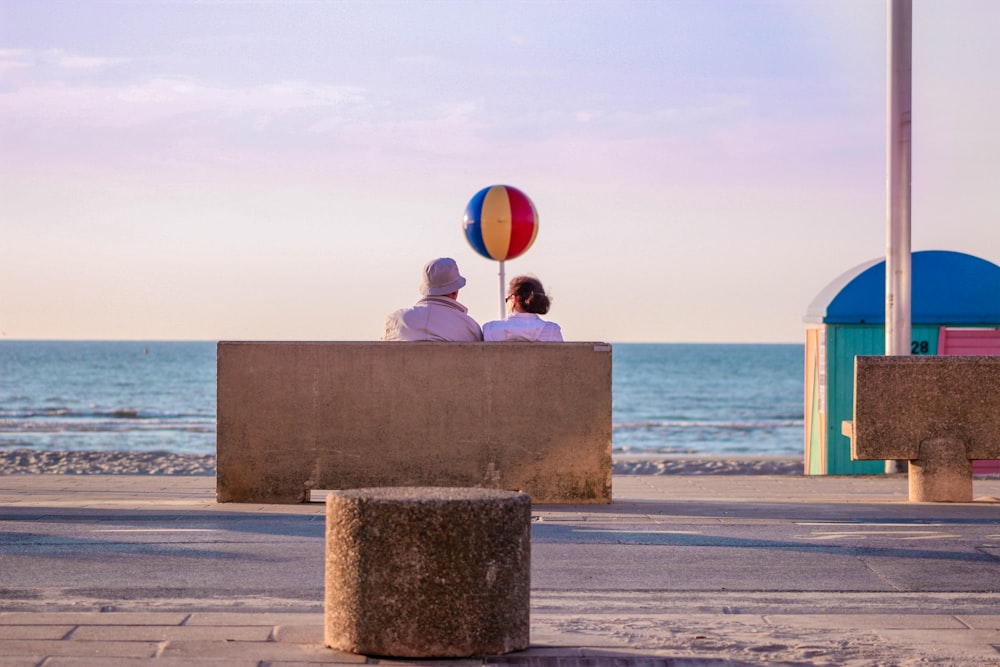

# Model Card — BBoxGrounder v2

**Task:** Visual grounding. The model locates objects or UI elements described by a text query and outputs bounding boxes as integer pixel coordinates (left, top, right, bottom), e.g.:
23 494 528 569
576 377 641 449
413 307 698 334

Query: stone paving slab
157 637 345 661
69 625 274 642
36 659 266 667
0 658 44 667
959 614 1000 629
0 613 191 626
0 638 160 658
0 625 74 640
762 613 969 629
2 603 1000 664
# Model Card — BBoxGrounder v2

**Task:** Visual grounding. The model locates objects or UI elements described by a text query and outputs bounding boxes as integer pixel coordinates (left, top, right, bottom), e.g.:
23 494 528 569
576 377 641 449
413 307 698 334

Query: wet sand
0 449 803 476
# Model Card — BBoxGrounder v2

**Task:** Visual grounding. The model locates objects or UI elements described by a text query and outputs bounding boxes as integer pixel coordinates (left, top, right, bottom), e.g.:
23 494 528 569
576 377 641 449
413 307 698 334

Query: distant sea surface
0 341 804 457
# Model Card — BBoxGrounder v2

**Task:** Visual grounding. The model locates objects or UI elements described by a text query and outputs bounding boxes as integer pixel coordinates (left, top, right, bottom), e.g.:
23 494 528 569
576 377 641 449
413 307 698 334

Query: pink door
938 327 1000 475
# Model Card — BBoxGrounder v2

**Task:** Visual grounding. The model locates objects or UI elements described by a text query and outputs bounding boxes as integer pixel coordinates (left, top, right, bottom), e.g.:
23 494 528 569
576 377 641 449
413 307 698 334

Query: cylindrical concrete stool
324 487 531 658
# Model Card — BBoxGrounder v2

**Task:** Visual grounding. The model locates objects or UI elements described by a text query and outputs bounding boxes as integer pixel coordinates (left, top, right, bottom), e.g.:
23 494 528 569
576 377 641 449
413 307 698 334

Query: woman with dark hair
483 275 564 342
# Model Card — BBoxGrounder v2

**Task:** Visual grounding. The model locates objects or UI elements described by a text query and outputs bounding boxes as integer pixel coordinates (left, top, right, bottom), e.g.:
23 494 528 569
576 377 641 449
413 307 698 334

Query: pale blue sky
2 1 999 342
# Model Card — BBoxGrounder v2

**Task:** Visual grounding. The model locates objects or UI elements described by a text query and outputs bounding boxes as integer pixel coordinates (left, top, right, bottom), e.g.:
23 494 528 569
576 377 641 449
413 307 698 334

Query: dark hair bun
510 276 551 315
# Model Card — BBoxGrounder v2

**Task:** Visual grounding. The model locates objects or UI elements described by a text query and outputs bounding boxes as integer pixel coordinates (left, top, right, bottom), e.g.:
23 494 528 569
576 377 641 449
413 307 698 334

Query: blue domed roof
805 250 1000 324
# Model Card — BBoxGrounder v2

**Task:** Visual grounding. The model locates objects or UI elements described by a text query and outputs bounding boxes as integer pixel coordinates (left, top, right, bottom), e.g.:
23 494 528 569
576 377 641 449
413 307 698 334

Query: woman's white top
482 312 563 342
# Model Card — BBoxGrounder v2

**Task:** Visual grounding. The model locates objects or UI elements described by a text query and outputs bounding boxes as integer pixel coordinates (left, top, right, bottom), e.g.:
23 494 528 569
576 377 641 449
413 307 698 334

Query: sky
2 1 1000 343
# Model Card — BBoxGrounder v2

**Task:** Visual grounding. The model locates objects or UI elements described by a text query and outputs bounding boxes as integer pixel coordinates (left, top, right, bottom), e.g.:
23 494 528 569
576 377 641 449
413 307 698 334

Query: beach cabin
803 250 1000 475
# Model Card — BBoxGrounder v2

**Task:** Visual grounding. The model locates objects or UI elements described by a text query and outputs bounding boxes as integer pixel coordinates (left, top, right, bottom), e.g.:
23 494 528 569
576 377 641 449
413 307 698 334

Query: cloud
0 48 29 76
47 50 130 70
0 73 367 129
0 48 130 77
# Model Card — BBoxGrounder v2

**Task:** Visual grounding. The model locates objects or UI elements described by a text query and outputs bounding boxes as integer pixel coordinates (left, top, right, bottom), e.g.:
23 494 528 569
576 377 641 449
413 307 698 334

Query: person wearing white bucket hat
382 258 483 341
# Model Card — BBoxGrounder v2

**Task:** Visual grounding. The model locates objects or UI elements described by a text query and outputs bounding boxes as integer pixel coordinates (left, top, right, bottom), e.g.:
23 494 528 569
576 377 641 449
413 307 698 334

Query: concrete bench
324 487 530 657
216 341 612 504
843 355 1000 501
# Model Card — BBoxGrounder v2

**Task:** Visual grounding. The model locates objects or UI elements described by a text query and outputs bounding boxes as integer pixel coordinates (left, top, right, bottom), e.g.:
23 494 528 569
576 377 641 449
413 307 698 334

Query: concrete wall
217 342 613 504
851 355 1000 461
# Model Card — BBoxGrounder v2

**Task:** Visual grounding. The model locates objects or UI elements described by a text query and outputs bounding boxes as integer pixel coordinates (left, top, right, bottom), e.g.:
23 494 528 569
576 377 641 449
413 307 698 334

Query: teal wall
824 324 940 474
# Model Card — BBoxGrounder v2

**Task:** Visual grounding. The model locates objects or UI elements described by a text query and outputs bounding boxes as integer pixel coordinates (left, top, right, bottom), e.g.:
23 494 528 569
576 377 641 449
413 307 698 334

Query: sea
0 341 804 458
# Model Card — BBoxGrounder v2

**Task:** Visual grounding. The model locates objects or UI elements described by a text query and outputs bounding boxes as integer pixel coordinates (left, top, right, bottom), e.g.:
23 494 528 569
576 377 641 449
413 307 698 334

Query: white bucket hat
420 257 467 296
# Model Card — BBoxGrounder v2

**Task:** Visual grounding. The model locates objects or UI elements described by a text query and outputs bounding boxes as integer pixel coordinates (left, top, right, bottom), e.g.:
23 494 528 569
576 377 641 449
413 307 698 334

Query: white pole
885 0 912 473
499 260 506 320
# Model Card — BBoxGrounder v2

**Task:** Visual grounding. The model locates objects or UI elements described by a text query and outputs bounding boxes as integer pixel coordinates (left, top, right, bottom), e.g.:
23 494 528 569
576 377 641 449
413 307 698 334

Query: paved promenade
1 472 999 666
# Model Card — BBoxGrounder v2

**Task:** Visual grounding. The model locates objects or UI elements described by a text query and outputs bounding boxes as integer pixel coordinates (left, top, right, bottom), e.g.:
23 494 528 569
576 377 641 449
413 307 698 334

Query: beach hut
803 250 1000 475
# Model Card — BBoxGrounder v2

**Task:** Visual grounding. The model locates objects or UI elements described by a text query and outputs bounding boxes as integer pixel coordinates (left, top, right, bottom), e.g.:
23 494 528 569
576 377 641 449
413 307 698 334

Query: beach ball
462 185 539 261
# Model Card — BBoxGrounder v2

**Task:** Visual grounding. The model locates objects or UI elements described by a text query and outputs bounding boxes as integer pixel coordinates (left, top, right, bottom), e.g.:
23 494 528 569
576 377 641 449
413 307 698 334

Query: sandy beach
0 449 218 476
0 449 803 476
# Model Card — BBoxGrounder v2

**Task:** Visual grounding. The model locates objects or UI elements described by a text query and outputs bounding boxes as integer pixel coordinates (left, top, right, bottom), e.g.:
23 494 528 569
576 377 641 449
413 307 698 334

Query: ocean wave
0 407 213 421
0 414 215 434
615 419 803 432
613 418 804 456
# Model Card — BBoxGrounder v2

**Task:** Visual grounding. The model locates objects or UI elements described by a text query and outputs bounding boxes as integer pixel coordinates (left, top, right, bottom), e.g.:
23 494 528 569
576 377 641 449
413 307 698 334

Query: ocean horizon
0 341 805 458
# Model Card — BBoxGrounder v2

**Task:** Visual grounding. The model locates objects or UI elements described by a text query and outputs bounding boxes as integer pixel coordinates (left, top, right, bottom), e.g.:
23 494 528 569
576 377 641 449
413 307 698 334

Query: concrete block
324 487 531 658
217 342 612 503
851 355 1000 462
850 355 1000 502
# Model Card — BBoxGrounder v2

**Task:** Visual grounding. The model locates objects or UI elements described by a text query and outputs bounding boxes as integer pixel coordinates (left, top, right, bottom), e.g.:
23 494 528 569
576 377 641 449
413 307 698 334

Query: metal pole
499 260 506 320
885 0 912 473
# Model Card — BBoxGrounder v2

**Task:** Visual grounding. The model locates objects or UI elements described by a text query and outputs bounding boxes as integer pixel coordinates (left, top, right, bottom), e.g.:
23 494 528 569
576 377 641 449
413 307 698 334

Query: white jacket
382 296 483 342
482 312 563 342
